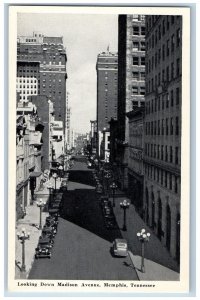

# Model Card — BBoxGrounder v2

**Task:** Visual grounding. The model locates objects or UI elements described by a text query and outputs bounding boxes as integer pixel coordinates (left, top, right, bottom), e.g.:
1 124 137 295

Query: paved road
29 156 138 280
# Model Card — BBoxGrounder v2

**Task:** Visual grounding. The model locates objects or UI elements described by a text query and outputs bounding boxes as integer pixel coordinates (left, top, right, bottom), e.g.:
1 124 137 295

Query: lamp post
36 199 46 230
53 172 58 193
58 165 64 179
47 183 53 208
120 199 130 231
137 228 150 273
104 172 111 195
17 228 30 272
110 182 117 207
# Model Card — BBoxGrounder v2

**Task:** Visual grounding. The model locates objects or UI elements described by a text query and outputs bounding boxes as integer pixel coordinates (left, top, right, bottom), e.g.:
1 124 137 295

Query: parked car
104 215 117 229
39 231 54 246
45 216 58 227
35 237 52 259
100 199 111 209
43 224 57 235
103 206 114 216
112 239 128 257
96 185 103 194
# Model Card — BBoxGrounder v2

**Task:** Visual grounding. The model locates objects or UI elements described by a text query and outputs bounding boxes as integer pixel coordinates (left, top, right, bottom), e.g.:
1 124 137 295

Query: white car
113 238 128 257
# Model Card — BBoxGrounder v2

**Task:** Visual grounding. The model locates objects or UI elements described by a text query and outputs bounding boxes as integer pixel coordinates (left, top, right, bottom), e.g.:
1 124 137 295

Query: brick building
143 15 182 262
17 31 67 135
116 14 146 189
96 50 118 132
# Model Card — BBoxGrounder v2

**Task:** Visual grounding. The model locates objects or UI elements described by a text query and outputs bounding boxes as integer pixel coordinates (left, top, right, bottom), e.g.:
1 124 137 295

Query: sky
17 13 118 134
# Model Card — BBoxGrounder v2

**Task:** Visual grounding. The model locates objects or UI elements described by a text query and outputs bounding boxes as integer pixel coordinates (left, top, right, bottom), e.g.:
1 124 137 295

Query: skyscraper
16 31 67 134
116 14 146 189
143 15 182 262
96 49 118 133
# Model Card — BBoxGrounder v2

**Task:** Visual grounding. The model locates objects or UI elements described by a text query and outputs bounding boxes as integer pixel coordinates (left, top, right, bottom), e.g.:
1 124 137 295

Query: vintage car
46 216 58 227
43 224 57 235
104 215 117 229
35 237 52 259
96 184 103 194
103 206 114 216
112 239 128 257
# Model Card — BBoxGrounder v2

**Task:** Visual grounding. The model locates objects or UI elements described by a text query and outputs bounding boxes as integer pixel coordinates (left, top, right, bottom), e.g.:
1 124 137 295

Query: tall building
17 31 67 134
116 14 146 189
143 15 182 262
96 49 118 133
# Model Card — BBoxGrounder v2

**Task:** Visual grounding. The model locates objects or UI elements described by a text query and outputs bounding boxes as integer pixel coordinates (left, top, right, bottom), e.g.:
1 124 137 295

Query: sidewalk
108 194 180 281
15 177 62 279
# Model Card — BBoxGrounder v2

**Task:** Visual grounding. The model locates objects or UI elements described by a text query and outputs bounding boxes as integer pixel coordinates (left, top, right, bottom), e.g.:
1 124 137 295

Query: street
29 156 138 280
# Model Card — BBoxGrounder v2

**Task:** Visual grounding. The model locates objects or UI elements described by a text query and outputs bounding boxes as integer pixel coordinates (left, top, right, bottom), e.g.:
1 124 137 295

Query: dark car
35 238 52 259
45 216 58 228
49 208 60 217
104 215 117 229
43 224 57 235
39 231 54 245
100 199 111 208
103 206 114 216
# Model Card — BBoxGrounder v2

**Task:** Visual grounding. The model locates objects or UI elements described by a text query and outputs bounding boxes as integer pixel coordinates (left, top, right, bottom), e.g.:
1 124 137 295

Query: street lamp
137 228 150 273
16 228 30 272
36 199 46 230
47 183 53 208
120 199 130 231
104 172 111 195
53 172 58 192
110 182 117 207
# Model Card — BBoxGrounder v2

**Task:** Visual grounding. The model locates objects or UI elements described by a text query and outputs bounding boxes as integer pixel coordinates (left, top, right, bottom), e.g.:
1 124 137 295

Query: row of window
132 86 145 96
145 163 179 193
145 144 179 165
146 15 180 35
147 27 181 52
17 78 37 83
146 50 181 76
146 63 181 95
145 87 180 114
132 15 145 22
145 117 179 136
132 26 145 36
18 69 38 73
132 71 145 81
133 56 145 66
19 90 37 95
132 41 145 51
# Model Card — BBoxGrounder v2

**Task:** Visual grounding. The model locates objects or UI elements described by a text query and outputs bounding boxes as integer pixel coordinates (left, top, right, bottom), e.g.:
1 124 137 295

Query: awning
29 171 42 178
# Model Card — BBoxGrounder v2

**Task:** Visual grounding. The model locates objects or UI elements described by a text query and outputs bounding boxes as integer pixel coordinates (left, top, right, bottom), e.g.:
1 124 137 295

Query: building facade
96 50 118 133
143 15 182 262
17 31 67 134
116 14 146 189
127 107 144 216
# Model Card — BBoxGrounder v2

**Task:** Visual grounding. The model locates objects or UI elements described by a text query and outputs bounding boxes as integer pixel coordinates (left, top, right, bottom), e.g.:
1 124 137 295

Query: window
170 118 174 135
162 44 165 60
140 86 145 95
166 118 169 135
165 171 168 188
161 145 164 160
165 145 168 162
157 168 160 182
175 147 179 164
166 93 169 108
157 145 160 159
167 39 170 56
132 86 138 95
158 48 161 64
162 19 165 35
161 119 164 135
167 16 170 29
141 57 145 66
132 72 139 80
154 120 157 135
133 42 139 51
166 66 169 81
161 169 163 185
158 25 161 40
140 72 145 80
171 16 175 24
170 146 173 163
175 176 178 193
176 87 180 105
176 116 179 135
177 28 181 47
176 58 180 76
141 27 145 35
171 34 175 52
171 62 174 79
171 90 174 106
152 35 154 48
158 96 161 111
133 26 139 35
133 57 139 65
158 120 160 135
162 69 165 82
162 95 165 110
